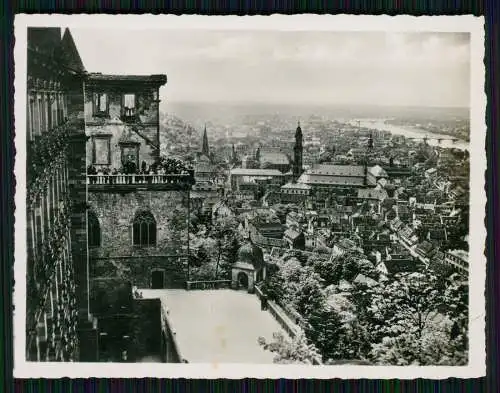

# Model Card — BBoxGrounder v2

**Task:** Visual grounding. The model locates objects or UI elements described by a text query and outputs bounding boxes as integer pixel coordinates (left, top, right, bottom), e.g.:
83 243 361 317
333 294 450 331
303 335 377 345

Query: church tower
293 121 303 181
364 132 374 186
202 124 210 157
231 143 238 165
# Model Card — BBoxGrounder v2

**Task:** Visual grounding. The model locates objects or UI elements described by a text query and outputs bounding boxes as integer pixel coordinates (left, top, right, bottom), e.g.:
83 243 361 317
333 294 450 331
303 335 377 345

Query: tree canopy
261 251 468 365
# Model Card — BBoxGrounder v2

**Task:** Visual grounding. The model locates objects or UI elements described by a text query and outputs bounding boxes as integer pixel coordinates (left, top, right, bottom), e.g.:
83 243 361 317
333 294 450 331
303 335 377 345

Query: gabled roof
308 164 366 177
259 151 290 165
195 163 215 173
231 168 283 177
298 173 365 186
378 178 389 188
398 204 410 214
432 250 445 262
59 28 86 73
338 280 353 292
446 249 469 261
399 226 415 238
369 165 388 178
281 182 312 190
428 228 448 240
382 259 421 275
357 188 388 200
353 274 378 287
337 238 357 250
381 197 396 209
416 240 435 254
284 228 302 240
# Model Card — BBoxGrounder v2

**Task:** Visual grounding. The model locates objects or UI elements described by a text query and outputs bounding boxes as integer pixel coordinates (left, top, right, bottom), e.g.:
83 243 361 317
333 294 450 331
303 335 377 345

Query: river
349 119 469 151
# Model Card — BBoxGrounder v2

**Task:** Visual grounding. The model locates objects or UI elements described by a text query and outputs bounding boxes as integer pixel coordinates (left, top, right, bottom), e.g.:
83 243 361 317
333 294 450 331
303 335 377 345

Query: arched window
133 211 156 246
88 211 101 248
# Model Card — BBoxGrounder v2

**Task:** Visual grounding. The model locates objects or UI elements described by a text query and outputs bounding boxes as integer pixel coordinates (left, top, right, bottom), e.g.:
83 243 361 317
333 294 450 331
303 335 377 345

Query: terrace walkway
140 289 287 364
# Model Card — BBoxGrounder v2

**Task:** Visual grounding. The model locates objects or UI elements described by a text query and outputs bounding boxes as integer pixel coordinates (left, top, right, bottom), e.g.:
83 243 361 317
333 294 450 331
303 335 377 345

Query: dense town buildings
25 27 470 366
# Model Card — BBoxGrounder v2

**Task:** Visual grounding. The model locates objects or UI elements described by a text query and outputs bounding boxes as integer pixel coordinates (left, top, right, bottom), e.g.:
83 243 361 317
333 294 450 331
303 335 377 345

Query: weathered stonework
91 256 187 289
96 299 163 362
26 27 93 361
85 122 158 168
84 74 166 170
84 90 160 126
88 190 189 288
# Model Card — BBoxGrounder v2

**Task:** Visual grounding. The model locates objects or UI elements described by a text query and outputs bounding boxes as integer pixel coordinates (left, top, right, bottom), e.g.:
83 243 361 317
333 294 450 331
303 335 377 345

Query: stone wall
88 189 189 288
89 278 163 362
96 299 163 362
160 305 181 363
84 83 160 170
85 122 158 169
91 256 187 289
84 88 159 126
68 128 91 322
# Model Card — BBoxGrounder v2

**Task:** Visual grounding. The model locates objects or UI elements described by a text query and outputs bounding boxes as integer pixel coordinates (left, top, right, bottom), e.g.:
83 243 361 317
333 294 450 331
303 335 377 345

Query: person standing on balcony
87 165 97 184
159 166 166 182
110 167 118 184
96 167 103 184
141 161 151 184
123 159 136 183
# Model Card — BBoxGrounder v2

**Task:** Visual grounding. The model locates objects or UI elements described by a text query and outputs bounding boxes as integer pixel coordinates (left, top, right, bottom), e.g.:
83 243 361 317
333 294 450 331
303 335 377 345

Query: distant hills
159 102 470 153
163 101 470 127
158 112 201 157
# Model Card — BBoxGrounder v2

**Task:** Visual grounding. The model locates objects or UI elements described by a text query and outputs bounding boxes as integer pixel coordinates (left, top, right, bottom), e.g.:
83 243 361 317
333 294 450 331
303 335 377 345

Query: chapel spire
202 124 210 157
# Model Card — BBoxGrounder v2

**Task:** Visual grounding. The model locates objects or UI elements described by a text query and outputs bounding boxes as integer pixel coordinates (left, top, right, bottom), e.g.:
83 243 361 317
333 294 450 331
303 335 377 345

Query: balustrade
185 280 232 290
86 173 193 186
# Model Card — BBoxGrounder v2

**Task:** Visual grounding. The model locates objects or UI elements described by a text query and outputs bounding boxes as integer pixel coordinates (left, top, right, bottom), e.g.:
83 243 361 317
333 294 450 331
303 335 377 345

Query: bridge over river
352 119 469 150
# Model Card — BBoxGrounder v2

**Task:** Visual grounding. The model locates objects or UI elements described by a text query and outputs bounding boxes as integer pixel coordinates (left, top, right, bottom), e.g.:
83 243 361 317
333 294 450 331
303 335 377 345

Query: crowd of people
87 158 193 184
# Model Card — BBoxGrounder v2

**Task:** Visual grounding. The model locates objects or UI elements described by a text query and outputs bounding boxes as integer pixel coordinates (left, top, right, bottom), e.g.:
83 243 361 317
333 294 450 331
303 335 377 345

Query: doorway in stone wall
237 271 249 290
151 269 165 289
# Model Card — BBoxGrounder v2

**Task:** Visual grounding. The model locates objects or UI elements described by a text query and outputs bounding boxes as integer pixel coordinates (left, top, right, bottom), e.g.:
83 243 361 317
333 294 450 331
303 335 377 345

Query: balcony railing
185 280 232 290
86 174 194 186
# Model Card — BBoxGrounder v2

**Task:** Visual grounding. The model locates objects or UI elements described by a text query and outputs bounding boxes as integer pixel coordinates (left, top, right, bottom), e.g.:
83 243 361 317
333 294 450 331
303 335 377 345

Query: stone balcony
86 173 195 192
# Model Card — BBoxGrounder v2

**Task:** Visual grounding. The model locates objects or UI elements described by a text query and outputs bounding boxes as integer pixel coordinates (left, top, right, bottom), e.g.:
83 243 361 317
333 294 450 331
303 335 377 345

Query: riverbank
352 119 469 151
384 120 470 143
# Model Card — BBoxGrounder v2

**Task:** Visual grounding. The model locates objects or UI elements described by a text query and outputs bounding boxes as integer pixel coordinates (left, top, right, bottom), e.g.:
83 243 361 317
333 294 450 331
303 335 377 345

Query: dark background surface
1 0 497 392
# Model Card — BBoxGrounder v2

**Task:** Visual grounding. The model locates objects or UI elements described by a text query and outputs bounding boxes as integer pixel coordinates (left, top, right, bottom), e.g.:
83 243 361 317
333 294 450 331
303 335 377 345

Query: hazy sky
71 29 470 108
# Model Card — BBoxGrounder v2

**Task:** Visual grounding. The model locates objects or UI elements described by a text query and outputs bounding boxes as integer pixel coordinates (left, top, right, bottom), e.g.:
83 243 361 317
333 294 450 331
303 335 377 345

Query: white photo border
13 13 487 379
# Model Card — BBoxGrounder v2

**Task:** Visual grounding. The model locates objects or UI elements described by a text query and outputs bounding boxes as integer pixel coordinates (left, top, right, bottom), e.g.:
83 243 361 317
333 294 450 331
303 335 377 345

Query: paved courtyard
140 289 286 364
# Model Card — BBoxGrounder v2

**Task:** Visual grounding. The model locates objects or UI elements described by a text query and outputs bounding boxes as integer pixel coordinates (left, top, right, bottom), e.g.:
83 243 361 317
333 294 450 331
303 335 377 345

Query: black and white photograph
13 14 486 379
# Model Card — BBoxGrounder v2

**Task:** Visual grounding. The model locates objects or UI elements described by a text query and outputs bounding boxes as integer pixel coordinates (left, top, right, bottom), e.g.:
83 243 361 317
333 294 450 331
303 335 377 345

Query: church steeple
231 143 238 164
364 132 373 186
293 120 303 182
202 124 209 157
